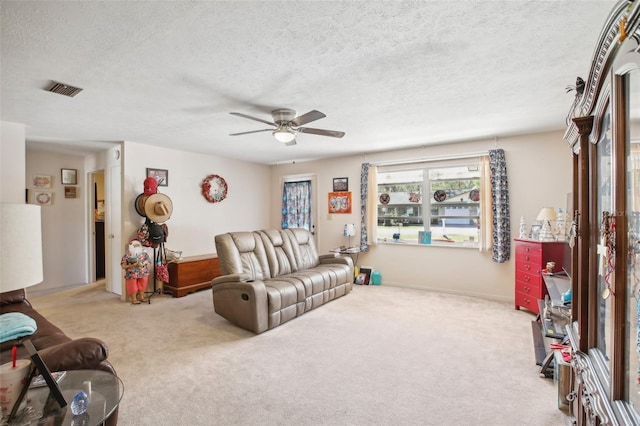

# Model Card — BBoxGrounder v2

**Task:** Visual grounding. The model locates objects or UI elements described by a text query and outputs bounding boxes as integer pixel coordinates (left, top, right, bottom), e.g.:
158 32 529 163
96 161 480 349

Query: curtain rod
370 151 489 167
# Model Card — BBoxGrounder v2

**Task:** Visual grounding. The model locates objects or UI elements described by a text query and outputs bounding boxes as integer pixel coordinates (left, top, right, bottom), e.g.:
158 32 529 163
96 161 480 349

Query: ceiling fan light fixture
273 128 296 143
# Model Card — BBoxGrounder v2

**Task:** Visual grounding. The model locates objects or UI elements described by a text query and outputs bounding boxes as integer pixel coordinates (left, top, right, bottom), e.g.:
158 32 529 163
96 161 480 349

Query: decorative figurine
120 240 151 305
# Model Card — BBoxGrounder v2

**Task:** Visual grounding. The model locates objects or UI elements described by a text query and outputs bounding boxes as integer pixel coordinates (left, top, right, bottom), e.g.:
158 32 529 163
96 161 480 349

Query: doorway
91 171 106 280
282 174 317 239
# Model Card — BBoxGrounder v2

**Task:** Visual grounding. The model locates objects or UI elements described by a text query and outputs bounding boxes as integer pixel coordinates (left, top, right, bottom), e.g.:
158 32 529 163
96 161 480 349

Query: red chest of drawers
514 239 565 314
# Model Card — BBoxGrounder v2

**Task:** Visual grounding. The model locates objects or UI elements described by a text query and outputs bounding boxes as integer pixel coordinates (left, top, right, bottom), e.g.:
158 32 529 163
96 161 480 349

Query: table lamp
343 223 356 248
1 203 44 294
536 207 557 242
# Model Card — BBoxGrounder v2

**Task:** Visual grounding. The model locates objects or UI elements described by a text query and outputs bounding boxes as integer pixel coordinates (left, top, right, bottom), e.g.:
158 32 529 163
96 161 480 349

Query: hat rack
133 188 174 303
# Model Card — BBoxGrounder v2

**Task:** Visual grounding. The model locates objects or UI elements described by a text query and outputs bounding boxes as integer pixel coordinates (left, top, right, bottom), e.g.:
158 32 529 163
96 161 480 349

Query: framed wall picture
34 191 53 206
328 192 351 214
64 187 77 198
147 168 168 186
32 175 52 189
333 177 348 192
61 168 77 185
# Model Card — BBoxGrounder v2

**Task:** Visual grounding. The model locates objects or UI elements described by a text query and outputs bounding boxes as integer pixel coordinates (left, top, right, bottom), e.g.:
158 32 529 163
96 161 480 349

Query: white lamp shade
344 223 356 237
1 203 43 293
536 207 557 222
273 129 296 143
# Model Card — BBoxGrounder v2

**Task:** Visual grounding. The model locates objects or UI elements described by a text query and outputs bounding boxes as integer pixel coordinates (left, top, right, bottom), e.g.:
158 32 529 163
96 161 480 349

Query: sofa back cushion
283 228 319 270
214 232 270 280
258 230 296 277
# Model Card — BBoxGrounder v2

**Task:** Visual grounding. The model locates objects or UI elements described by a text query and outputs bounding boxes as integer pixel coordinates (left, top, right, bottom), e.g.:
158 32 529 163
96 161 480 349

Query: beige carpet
30 284 570 426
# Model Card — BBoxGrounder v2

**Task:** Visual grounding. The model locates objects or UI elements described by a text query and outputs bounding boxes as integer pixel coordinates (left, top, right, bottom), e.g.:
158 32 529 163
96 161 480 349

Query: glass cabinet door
596 104 614 368
625 67 640 411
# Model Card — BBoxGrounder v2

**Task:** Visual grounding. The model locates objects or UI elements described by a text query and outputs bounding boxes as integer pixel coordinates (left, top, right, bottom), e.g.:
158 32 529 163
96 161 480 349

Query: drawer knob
524 276 530 282
524 264 530 270
525 256 530 261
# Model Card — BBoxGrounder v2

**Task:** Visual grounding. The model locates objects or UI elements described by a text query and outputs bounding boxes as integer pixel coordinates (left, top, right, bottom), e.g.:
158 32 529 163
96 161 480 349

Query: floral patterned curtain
489 149 510 262
360 163 370 251
281 180 311 230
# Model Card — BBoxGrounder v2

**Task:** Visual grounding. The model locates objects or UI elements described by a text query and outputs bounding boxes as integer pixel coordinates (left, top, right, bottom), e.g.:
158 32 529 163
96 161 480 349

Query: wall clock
201 174 228 203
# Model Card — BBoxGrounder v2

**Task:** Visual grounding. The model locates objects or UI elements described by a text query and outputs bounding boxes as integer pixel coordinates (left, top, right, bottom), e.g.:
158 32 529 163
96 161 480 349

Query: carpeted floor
31 284 571 425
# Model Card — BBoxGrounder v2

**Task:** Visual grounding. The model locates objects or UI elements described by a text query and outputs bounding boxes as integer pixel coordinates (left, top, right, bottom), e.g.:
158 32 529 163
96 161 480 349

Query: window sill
376 239 479 249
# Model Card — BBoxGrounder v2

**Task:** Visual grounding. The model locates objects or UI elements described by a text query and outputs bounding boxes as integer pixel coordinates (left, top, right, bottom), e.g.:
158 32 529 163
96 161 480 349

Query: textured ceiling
0 1 616 164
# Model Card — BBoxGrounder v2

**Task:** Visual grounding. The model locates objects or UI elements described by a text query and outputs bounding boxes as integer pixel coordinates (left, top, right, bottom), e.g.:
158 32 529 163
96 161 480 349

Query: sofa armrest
212 273 253 286
211 280 268 334
319 254 354 268
1 289 30 307
37 337 110 373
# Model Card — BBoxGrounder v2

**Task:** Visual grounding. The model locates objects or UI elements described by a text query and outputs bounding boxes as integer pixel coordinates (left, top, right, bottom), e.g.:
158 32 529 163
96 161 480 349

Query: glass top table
7 369 123 426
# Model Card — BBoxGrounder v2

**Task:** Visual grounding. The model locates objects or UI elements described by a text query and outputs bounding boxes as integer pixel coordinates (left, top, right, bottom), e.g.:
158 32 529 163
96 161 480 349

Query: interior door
105 146 122 296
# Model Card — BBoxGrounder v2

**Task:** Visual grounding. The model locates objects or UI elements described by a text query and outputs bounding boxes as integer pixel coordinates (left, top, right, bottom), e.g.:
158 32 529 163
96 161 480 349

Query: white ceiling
1 1 615 165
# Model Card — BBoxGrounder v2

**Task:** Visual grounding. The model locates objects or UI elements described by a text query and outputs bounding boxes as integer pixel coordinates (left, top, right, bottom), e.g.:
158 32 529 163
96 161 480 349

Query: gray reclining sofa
212 228 354 334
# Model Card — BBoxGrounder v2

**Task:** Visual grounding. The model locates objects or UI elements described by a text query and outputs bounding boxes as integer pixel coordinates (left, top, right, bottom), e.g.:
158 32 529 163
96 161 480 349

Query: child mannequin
120 239 151 304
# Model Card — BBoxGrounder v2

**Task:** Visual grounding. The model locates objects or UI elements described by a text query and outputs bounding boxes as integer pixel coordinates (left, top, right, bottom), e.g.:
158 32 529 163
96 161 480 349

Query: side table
329 247 361 264
8 370 123 426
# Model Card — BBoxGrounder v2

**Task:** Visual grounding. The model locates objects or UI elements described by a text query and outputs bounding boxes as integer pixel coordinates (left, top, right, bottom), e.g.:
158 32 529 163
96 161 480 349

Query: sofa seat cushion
264 280 306 328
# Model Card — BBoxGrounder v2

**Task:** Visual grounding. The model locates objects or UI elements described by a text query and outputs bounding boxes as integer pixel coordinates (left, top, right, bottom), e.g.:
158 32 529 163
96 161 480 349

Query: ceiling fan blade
285 140 297 147
229 129 273 136
290 110 326 127
230 112 276 127
297 127 345 138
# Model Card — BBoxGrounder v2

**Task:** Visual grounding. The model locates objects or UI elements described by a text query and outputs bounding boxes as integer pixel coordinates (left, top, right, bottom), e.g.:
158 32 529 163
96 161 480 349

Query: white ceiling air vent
46 81 83 97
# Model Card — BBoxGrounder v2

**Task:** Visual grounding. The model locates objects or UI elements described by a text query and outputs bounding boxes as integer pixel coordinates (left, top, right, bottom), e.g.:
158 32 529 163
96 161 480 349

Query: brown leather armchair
0 289 118 425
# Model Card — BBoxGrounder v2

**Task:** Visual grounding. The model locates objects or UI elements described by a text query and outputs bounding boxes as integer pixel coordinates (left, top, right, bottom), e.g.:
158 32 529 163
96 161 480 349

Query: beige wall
7 118 572 302
122 141 272 257
269 131 573 302
26 149 87 292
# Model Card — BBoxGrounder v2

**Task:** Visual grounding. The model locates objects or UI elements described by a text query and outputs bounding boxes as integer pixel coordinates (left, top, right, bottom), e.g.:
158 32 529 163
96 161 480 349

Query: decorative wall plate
201 174 228 203
379 193 390 205
469 189 480 202
434 190 447 202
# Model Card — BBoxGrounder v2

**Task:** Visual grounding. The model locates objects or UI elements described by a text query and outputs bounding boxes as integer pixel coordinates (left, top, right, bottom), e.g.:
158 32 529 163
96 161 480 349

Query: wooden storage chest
166 254 221 298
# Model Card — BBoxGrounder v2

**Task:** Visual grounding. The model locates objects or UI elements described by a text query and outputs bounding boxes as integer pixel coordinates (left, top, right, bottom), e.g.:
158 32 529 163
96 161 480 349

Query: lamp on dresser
0 203 44 294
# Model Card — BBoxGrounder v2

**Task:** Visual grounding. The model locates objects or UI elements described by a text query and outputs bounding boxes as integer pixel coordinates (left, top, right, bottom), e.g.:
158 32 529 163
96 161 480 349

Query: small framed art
64 187 77 198
333 177 348 192
147 168 168 186
61 168 77 185
530 224 542 240
34 192 53 206
32 175 52 189
328 192 351 214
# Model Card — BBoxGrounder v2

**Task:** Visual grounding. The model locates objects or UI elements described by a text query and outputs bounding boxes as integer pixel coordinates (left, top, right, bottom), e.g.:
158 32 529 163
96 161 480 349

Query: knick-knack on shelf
539 219 555 242
519 216 527 239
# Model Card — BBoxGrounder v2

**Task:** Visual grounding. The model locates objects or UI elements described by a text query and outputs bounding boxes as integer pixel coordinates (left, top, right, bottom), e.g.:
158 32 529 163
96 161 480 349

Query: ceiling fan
229 109 345 146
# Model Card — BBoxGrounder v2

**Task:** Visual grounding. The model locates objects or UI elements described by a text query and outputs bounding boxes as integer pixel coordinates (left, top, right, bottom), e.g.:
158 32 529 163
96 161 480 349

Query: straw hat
144 193 173 223
134 194 149 217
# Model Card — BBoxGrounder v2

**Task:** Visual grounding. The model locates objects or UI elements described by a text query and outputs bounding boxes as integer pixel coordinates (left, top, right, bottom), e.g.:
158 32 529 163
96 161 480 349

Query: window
376 163 480 246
